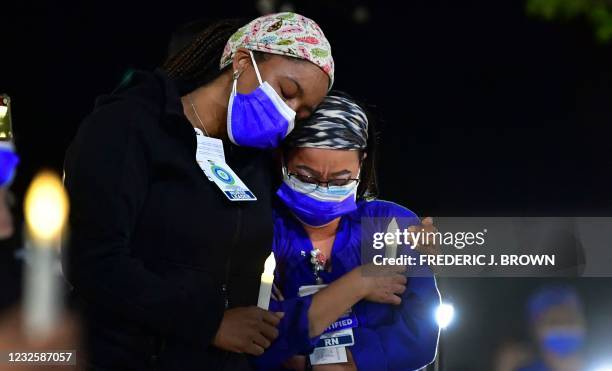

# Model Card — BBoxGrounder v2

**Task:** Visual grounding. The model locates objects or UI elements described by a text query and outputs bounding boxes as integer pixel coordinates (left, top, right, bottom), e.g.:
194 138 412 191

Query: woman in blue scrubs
256 93 440 371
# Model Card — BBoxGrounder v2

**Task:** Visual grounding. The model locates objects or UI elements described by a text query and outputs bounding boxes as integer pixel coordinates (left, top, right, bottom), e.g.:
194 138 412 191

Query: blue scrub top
254 199 441 371
517 360 549 371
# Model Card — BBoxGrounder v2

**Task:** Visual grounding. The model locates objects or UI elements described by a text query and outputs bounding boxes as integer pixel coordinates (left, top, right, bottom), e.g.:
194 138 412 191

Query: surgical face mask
227 51 296 149
541 328 585 357
276 166 359 227
0 143 19 187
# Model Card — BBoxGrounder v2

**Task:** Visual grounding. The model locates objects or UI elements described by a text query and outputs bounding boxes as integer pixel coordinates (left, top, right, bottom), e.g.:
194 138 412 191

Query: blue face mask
227 51 296 149
276 167 359 227
0 143 19 187
542 328 585 357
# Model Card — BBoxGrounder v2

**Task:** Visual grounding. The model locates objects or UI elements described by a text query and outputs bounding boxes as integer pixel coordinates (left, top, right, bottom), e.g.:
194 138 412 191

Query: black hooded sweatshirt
63 70 275 370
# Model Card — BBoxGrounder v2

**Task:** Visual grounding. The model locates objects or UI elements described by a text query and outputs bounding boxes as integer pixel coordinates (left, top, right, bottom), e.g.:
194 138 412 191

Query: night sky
3 0 612 369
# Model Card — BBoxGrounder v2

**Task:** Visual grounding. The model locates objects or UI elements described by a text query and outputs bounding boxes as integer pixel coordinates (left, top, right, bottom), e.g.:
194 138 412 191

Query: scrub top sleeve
254 295 319 370
352 266 440 371
361 200 421 232
63 100 225 346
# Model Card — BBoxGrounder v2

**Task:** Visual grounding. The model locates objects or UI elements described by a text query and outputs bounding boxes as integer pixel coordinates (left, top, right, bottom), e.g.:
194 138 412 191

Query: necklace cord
188 94 210 137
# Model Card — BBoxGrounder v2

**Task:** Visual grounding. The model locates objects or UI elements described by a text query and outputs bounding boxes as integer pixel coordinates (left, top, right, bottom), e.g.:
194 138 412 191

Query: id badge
194 129 257 202
310 328 354 365
322 311 359 335
203 159 257 201
310 346 347 365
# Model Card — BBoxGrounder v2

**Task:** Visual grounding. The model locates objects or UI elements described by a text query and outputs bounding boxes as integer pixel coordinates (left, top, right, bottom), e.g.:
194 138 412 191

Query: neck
181 72 233 139
302 218 341 242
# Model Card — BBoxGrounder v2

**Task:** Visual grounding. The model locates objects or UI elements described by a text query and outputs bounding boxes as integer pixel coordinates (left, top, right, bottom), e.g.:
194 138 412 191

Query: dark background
2 0 612 369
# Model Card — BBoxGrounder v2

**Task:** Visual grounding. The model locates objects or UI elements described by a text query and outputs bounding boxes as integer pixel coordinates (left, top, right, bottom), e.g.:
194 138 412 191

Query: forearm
307 269 365 337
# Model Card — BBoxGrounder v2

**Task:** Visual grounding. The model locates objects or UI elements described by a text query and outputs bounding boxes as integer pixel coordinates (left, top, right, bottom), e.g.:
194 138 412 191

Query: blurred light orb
279 2 295 12
353 5 370 24
436 302 455 329
256 0 276 14
24 171 69 243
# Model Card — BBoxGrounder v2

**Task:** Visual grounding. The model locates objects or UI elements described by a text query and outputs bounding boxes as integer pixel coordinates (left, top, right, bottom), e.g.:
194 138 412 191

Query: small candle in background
23 171 69 342
257 252 276 310
385 218 399 259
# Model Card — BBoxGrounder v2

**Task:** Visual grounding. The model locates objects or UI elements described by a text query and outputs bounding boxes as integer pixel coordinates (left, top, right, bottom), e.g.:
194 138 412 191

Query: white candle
23 171 68 341
257 252 275 310
385 218 399 259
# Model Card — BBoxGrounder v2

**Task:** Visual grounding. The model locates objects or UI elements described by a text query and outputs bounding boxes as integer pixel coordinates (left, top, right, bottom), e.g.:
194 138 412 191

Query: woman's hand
408 217 440 256
212 306 284 355
354 264 407 305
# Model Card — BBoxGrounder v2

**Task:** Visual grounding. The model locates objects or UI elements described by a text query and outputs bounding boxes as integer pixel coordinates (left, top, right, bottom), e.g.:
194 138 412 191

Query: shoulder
356 199 419 221
81 70 169 135
66 72 173 169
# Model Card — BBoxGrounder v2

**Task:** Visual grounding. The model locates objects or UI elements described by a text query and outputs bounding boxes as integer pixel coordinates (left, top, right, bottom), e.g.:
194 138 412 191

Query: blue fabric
276 181 357 227
542 328 585 357
228 81 294 149
0 148 19 187
517 360 549 371
527 285 581 323
254 199 441 371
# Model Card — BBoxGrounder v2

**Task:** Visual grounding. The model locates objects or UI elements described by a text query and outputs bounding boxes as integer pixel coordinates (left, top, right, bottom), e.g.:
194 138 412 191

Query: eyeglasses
287 171 359 191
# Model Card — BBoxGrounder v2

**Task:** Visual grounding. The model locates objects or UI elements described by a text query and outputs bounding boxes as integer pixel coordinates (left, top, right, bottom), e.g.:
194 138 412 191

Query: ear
231 47 253 77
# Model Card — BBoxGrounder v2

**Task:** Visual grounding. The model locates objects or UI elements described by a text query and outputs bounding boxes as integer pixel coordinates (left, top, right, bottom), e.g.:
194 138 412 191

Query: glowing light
263 252 276 275
593 366 612 371
436 302 455 329
24 171 69 244
0 105 7 119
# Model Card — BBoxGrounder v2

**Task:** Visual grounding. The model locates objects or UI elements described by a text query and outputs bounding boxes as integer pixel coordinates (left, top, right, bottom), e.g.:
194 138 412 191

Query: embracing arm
308 265 407 337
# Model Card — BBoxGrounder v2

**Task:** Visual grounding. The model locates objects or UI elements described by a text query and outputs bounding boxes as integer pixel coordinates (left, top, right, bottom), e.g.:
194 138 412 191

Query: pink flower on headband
295 36 319 44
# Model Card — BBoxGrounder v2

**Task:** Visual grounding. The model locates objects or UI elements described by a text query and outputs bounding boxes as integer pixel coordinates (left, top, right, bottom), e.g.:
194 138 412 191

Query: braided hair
162 18 245 91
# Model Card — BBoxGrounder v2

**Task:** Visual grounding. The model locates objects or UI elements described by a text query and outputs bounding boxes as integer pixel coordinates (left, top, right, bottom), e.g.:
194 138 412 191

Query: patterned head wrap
285 94 368 150
220 12 334 89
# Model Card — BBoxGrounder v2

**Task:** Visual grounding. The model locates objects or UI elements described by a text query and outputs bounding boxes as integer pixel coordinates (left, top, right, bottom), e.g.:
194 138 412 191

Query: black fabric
63 69 275 370
0 235 21 313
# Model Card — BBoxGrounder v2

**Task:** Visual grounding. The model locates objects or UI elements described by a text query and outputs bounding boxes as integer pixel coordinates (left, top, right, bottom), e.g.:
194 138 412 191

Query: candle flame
263 252 276 274
24 171 69 244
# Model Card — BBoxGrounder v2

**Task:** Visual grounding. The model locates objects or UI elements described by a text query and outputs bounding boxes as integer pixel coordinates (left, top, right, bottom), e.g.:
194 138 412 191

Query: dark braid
162 18 245 90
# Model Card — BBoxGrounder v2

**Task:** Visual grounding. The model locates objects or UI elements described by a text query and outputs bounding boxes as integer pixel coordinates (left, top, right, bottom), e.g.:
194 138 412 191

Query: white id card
201 159 257 201
195 128 225 162
299 284 355 365
310 346 347 365
194 129 257 202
